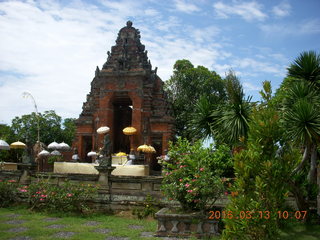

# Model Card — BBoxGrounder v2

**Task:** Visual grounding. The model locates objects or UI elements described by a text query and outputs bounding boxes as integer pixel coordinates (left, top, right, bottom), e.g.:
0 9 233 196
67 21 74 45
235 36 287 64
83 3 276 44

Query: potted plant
157 138 225 238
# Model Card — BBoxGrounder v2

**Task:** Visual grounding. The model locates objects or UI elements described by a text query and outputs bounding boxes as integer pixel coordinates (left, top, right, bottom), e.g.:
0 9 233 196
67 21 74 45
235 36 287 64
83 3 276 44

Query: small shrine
73 21 174 170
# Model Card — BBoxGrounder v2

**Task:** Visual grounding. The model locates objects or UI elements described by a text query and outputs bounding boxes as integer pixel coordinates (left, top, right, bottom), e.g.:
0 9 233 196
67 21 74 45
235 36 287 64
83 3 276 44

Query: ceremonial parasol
38 150 50 156
48 141 60 150
51 150 61 156
0 140 10 150
123 127 137 135
87 151 97 157
137 144 149 152
59 142 70 150
116 152 127 156
10 141 27 149
97 126 110 134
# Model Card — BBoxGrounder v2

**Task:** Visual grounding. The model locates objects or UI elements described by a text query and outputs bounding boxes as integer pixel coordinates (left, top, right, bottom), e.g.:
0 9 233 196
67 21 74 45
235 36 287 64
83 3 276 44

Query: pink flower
36 191 41 194
185 183 190 188
224 191 229 196
40 198 44 201
199 168 204 171
192 179 196 182
8 179 16 183
187 190 193 193
179 179 183 182
180 165 184 168
19 189 28 192
67 193 73 197
40 194 47 198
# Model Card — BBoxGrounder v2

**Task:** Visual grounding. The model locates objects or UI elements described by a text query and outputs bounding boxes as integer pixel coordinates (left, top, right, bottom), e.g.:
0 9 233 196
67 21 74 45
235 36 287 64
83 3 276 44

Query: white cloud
213 1 267 21
272 1 291 18
174 0 200 14
231 57 285 77
260 18 320 36
243 82 260 91
144 8 159 17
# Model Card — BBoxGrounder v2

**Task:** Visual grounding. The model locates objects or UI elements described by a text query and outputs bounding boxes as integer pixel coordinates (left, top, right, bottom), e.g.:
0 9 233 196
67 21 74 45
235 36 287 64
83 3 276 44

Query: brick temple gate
73 21 174 170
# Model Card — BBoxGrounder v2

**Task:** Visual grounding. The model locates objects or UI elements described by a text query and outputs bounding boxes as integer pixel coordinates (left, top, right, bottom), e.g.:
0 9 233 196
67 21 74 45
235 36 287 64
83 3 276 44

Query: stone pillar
94 166 115 193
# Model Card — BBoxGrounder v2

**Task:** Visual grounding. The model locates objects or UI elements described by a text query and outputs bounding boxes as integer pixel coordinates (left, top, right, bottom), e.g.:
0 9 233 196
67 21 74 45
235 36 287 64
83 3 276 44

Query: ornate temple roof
101 21 152 73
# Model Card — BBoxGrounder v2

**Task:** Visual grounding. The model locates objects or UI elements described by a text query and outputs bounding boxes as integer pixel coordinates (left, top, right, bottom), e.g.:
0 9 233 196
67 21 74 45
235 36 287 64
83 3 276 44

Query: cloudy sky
0 0 319 125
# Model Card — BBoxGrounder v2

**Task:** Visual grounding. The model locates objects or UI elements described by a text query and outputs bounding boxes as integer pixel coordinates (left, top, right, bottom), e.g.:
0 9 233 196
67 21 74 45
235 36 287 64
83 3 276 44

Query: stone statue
99 133 112 167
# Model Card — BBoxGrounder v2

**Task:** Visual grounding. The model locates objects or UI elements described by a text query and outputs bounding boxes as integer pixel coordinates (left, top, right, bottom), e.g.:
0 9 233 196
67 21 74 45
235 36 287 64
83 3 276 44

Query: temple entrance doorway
113 98 132 154
82 136 92 162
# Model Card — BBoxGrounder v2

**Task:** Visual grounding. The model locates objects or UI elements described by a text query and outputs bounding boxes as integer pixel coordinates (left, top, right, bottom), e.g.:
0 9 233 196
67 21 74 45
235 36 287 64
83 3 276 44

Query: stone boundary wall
0 170 297 212
0 170 166 211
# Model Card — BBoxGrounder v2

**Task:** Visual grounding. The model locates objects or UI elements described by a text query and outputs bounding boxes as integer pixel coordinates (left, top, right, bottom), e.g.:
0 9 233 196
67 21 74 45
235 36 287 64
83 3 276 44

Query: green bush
161 138 224 212
222 107 299 240
0 179 19 207
132 194 160 219
26 179 98 213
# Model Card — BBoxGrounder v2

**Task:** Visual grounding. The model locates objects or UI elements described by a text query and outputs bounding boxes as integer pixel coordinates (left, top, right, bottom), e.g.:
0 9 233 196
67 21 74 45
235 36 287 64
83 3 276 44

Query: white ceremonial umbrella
48 141 60 150
87 151 97 157
38 150 50 156
59 142 70 150
51 150 61 156
97 126 110 134
0 140 10 150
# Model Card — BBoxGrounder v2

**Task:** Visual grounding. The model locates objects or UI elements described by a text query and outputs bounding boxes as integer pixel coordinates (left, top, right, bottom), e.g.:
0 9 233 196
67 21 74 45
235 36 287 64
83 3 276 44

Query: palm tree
211 71 252 148
285 51 320 184
288 50 320 88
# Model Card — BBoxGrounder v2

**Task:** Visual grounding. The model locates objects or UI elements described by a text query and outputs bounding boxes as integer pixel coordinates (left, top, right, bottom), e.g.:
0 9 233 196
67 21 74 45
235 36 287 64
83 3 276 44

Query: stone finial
126 20 133 27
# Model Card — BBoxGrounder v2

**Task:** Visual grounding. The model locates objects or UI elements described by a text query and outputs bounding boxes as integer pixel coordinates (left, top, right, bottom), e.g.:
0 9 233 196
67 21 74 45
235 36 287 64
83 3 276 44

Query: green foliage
164 59 226 140
10 110 76 146
0 179 19 207
132 194 160 219
161 138 224 212
287 50 320 87
222 105 299 240
47 155 63 164
7 111 76 162
211 71 252 147
25 179 98 213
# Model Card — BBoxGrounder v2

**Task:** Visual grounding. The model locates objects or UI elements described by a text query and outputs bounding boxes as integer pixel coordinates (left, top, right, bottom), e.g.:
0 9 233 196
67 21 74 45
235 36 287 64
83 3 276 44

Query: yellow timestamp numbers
208 210 307 220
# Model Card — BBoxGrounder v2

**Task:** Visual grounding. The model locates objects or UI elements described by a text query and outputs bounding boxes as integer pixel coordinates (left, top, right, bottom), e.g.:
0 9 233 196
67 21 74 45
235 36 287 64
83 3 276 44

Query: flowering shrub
161 138 224 212
25 179 98 213
0 179 19 207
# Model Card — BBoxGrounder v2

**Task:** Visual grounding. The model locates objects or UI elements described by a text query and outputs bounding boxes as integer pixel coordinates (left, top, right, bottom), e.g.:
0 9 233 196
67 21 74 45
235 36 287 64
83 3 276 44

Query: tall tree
164 59 226 141
211 71 252 147
284 51 320 184
9 110 76 162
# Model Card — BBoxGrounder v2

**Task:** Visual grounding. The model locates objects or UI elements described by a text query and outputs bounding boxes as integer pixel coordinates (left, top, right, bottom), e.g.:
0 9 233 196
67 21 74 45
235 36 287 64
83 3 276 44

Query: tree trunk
307 144 317 184
289 180 309 213
292 145 310 176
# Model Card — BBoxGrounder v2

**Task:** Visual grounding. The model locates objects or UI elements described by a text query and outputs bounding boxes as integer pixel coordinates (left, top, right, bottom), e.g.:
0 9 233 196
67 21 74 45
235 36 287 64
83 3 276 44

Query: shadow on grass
278 222 320 240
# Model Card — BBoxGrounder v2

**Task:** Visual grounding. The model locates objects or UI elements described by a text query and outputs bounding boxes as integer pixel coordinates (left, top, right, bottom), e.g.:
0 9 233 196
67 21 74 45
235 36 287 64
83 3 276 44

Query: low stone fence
0 169 297 212
0 170 165 211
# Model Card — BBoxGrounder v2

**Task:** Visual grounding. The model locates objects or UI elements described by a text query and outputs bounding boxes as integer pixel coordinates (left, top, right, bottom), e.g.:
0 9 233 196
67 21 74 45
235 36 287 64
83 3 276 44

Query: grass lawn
0 206 319 240
0 206 160 240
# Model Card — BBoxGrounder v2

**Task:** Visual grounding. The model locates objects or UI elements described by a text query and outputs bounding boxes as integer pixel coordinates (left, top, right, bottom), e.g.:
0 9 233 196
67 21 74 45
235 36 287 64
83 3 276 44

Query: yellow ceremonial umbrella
10 141 27 149
137 144 149 152
147 145 156 153
123 127 137 135
116 152 127 156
